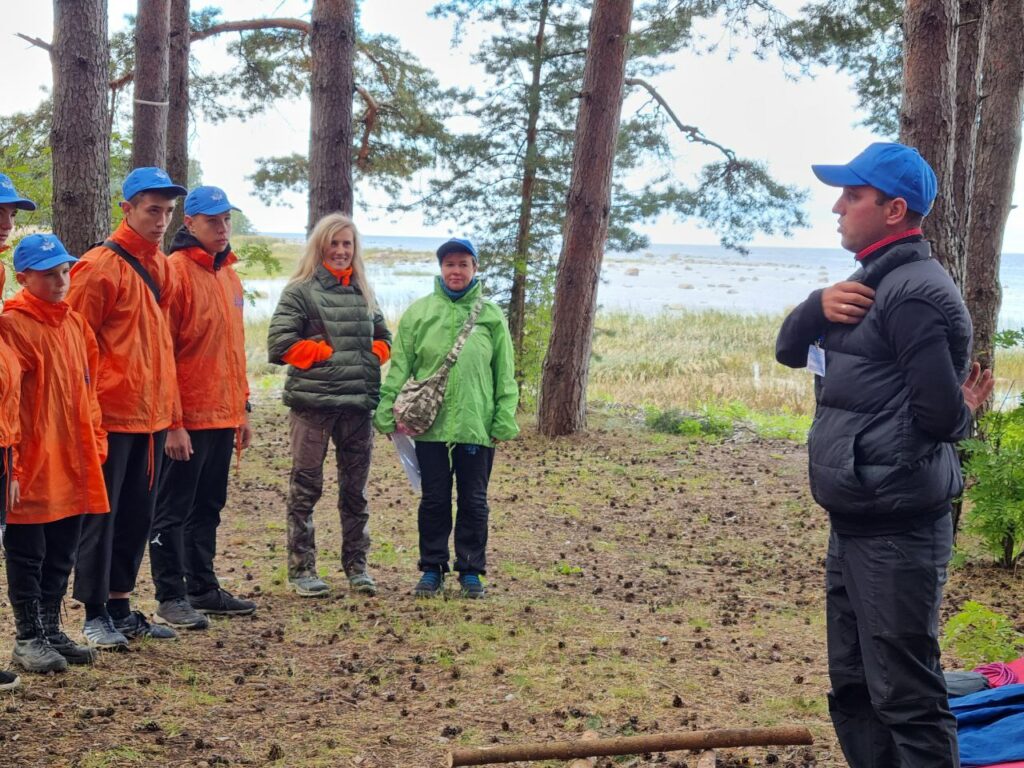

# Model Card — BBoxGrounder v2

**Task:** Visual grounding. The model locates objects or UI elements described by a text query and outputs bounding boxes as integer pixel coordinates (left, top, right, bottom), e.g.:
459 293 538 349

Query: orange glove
282 339 333 370
371 340 391 365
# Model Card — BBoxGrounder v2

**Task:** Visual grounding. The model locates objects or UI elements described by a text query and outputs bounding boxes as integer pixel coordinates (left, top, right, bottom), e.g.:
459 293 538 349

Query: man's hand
165 427 194 462
237 418 253 451
822 281 875 324
8 479 19 509
962 362 995 414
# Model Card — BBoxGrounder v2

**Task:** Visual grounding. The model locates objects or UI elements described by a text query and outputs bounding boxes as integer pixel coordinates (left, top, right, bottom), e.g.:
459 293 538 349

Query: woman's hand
8 478 19 508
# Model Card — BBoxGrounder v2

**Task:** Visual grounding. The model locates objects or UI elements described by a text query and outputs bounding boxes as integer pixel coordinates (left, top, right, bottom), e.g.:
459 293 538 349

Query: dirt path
0 402 1012 767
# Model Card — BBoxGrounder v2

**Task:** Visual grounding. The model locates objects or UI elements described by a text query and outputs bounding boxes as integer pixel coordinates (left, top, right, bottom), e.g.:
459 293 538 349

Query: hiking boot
289 574 330 597
458 573 486 599
0 670 21 691
40 601 97 665
413 570 444 598
156 597 210 629
82 615 129 650
10 601 67 674
348 572 378 597
188 588 256 616
113 611 178 641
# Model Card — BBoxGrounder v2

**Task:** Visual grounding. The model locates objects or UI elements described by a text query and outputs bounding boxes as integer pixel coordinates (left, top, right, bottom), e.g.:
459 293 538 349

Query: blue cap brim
123 184 188 203
0 197 37 212
811 164 869 188
17 254 78 272
186 203 242 216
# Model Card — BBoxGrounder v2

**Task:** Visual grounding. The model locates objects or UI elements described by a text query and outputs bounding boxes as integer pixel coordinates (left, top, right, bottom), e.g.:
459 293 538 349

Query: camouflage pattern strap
441 296 485 373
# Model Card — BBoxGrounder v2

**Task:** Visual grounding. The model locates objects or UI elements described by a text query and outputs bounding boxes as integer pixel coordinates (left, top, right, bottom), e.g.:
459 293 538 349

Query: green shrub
941 601 1024 668
962 399 1024 567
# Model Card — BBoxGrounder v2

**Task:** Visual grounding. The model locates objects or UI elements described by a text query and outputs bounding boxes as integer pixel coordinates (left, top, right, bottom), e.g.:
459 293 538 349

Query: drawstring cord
234 426 245 475
147 433 155 490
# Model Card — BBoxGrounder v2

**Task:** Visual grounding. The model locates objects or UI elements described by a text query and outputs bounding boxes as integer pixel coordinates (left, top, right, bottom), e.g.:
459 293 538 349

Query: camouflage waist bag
393 297 484 436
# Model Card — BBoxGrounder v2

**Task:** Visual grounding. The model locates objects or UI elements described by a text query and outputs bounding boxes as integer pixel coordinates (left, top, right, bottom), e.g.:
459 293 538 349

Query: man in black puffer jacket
776 143 993 768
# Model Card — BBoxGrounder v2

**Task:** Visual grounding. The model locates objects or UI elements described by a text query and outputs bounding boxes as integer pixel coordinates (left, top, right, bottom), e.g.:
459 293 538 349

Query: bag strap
101 240 161 304
437 296 484 374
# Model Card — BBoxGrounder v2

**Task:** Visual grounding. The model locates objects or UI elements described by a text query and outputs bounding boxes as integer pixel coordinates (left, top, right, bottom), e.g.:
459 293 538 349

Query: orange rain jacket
0 290 109 524
66 221 181 433
0 246 19 451
165 234 249 430
0 329 19 452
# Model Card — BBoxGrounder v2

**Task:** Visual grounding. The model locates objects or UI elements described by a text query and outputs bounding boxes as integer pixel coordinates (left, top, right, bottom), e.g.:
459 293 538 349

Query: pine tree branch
624 76 737 162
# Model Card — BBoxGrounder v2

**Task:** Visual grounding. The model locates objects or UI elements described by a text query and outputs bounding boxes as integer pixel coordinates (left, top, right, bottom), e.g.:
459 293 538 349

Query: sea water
245 236 1024 329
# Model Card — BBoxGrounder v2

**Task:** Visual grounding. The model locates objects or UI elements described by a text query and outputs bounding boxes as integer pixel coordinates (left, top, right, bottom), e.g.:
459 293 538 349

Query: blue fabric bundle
951 683 1024 766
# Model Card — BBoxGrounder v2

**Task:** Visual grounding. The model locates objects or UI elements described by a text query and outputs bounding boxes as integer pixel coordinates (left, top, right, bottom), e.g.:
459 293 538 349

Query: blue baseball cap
122 167 187 202
13 233 78 272
184 185 241 217
0 173 37 211
812 142 937 216
436 237 478 263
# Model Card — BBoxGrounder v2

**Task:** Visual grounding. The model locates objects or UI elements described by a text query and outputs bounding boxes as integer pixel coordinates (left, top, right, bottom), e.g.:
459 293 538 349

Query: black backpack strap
103 240 161 304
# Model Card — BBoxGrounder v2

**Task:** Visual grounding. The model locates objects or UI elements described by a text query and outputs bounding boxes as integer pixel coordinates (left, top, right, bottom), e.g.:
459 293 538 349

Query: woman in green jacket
375 238 518 599
267 213 391 598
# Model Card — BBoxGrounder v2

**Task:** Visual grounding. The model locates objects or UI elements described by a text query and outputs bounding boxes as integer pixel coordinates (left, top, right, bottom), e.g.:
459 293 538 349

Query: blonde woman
268 213 391 597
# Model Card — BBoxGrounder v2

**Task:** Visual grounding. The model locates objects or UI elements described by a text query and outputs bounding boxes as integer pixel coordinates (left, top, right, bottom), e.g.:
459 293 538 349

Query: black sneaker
188 588 256 616
0 670 21 691
156 597 209 630
113 611 178 641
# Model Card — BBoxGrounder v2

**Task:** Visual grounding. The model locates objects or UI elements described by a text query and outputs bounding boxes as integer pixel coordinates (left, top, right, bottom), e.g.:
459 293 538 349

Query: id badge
806 344 826 377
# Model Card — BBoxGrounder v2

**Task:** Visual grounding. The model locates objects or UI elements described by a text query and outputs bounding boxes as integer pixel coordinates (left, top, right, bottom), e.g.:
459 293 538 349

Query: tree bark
537 0 633 436
508 0 550 372
900 0 961 288
131 0 171 169
51 0 110 256
951 0 988 255
165 0 191 251
307 0 356 230
964 0 1024 371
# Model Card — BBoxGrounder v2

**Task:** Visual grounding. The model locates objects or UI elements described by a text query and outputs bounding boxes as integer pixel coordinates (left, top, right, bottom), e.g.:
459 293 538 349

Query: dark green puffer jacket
267 264 391 412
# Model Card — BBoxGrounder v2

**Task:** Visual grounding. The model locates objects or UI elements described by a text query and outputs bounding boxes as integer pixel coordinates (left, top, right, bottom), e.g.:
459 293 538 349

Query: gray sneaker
348 572 378 596
289 574 330 597
82 616 129 650
113 611 178 640
157 598 210 630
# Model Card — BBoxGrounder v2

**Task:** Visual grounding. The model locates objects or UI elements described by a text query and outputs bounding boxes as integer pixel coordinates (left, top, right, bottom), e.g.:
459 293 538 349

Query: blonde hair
289 213 376 314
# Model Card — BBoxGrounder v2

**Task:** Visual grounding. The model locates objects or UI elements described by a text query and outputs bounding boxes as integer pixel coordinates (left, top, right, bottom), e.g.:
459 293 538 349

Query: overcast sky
6 1 1023 252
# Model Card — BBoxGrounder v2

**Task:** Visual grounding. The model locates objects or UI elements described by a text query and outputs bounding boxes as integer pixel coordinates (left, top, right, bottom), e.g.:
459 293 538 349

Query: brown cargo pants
286 407 373 579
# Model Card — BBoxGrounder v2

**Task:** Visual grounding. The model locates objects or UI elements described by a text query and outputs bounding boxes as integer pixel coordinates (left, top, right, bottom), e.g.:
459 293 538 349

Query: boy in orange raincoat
0 234 109 675
67 167 185 648
149 185 255 630
0 171 38 690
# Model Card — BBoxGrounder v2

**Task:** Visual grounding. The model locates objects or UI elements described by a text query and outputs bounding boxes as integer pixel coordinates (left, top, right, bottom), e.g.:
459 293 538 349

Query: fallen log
448 726 813 766
567 730 600 768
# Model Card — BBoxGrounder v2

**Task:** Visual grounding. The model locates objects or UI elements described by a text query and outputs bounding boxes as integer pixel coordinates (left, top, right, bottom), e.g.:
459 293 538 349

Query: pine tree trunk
307 0 355 230
951 0 988 254
900 0 961 288
131 0 171 169
537 0 633 436
964 0 1024 371
508 0 550 373
165 0 190 251
51 0 110 256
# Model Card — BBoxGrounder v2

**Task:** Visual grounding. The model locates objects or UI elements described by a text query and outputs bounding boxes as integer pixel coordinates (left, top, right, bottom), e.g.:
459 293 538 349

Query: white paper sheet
391 433 421 492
